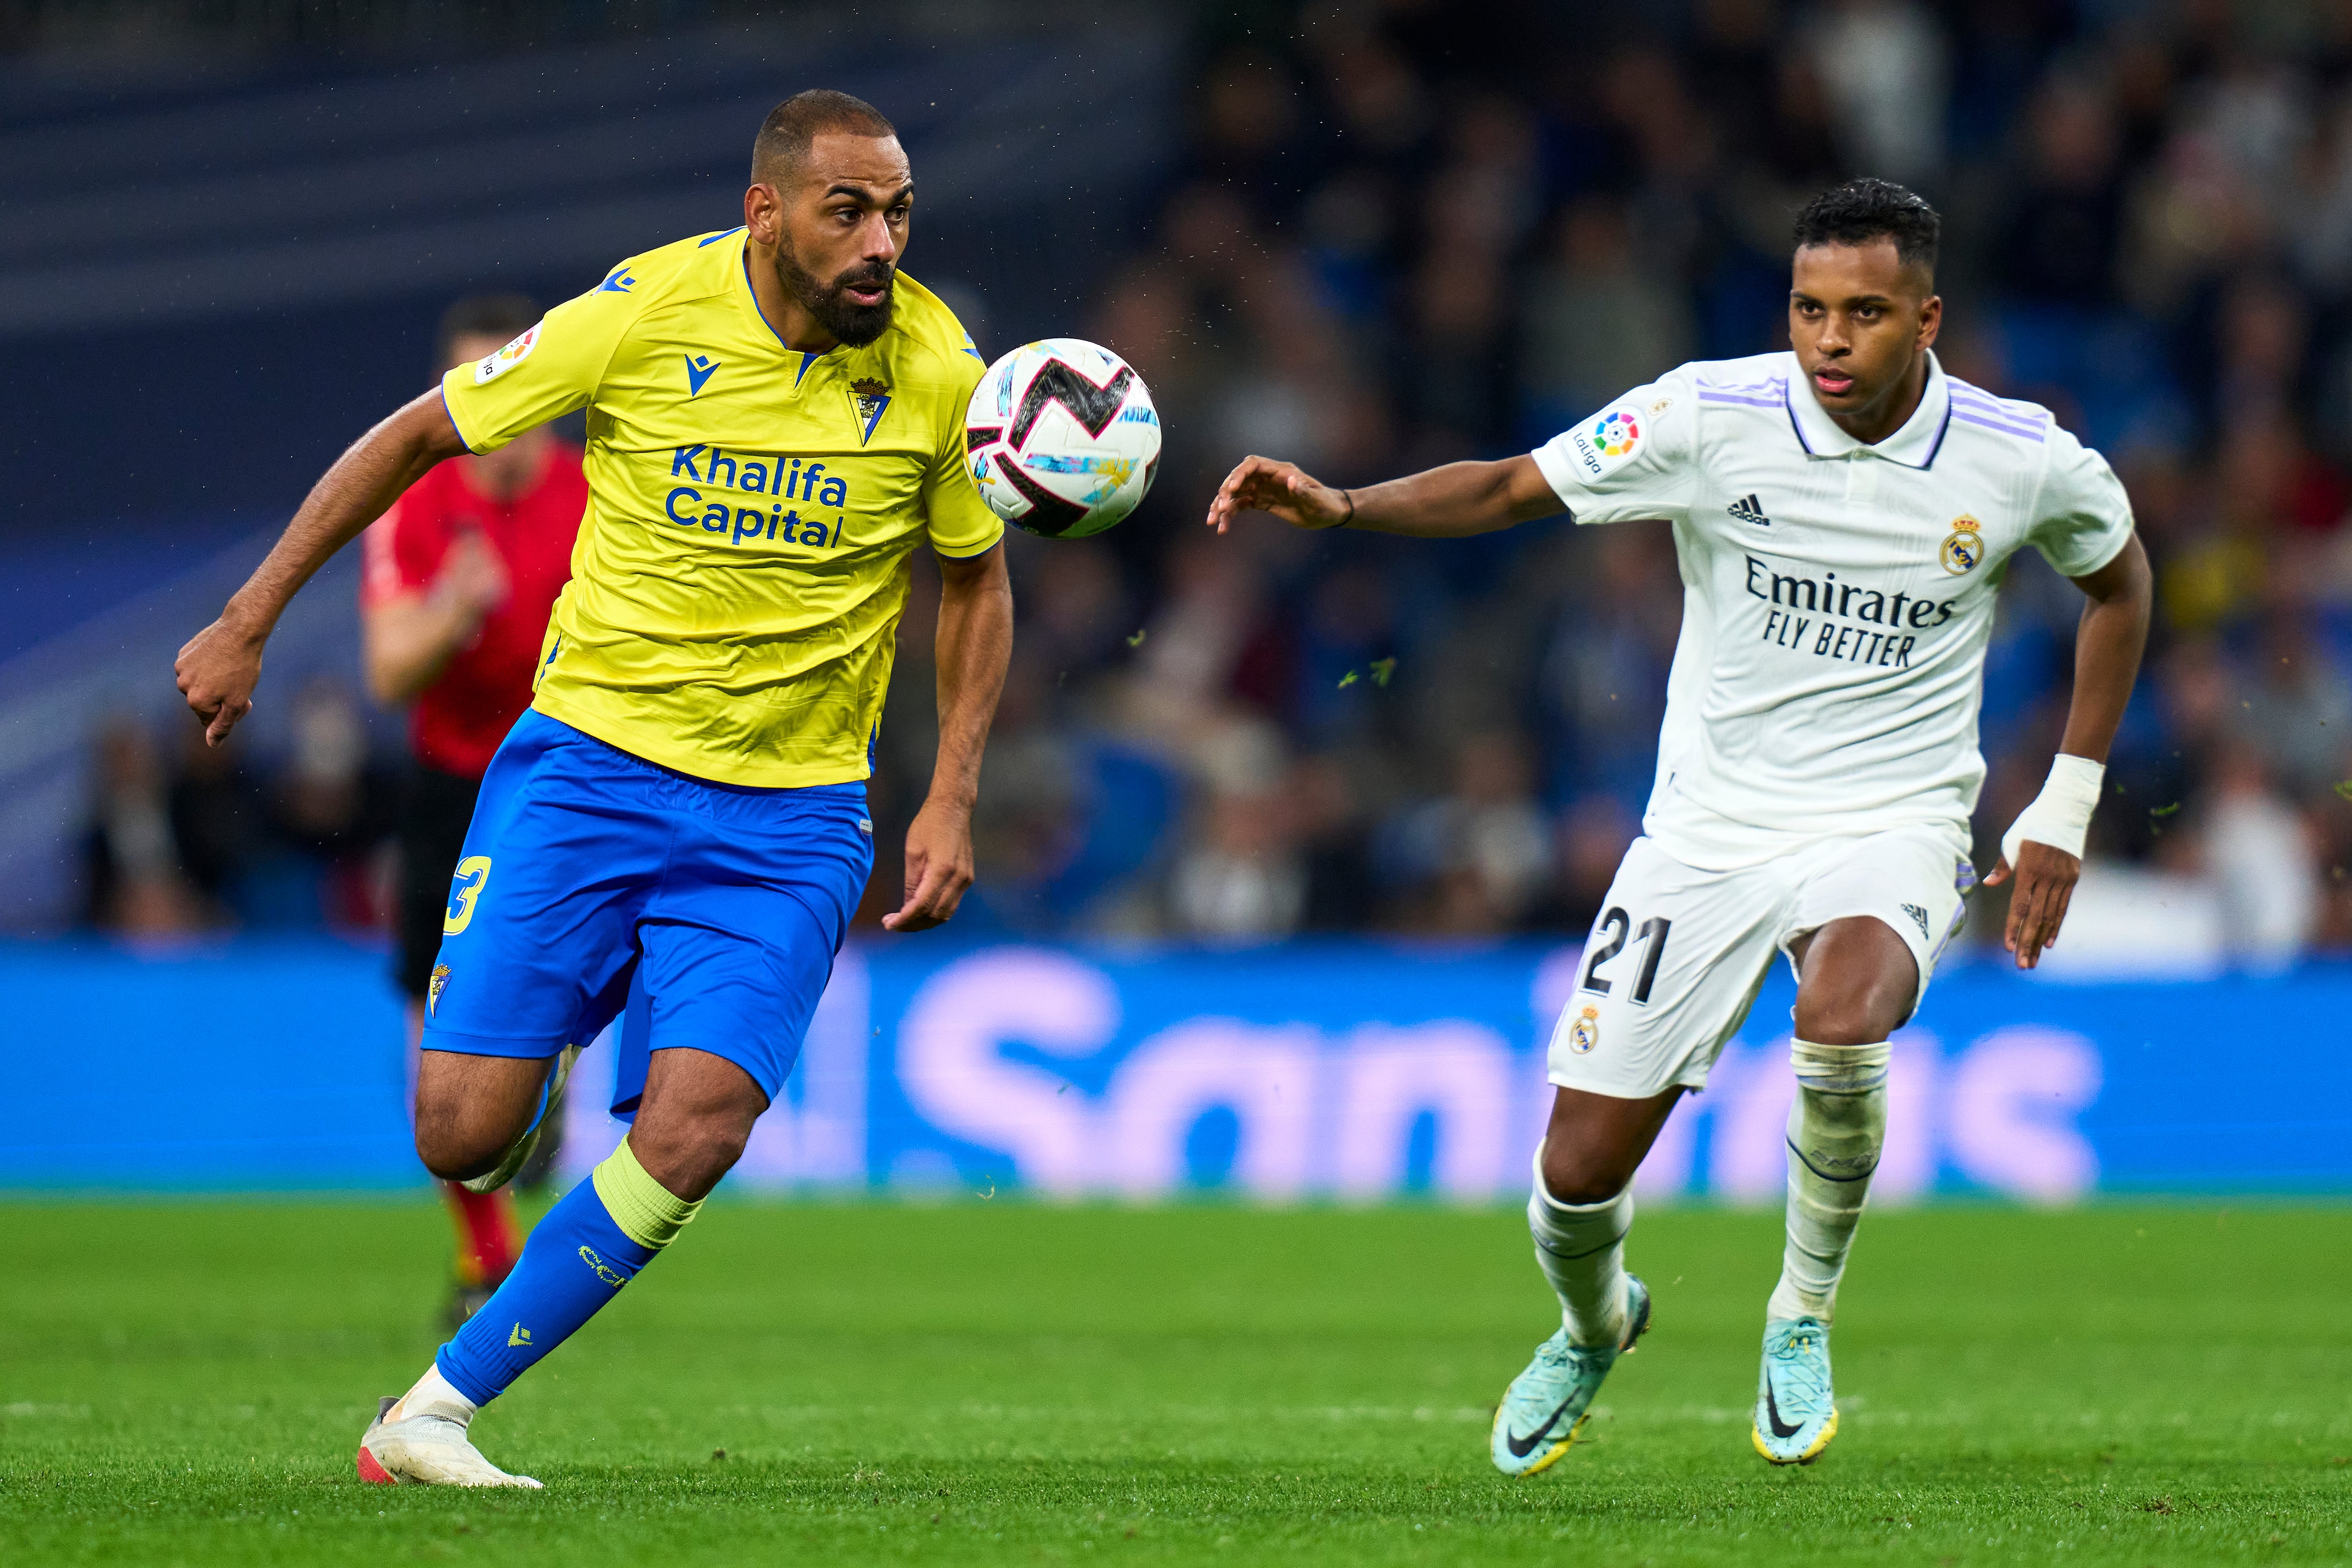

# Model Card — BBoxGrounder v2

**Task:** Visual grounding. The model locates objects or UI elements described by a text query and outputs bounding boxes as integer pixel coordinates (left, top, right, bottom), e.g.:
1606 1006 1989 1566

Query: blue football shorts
419 708 874 1115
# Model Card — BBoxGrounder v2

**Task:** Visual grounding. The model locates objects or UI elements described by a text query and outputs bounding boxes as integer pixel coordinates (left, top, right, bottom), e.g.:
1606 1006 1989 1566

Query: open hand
1984 839 2081 970
883 797 976 932
175 614 267 746
1206 455 1349 535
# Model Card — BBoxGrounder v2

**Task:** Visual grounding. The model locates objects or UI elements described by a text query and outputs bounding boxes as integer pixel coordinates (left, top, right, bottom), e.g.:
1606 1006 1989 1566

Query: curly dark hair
1792 178 1940 275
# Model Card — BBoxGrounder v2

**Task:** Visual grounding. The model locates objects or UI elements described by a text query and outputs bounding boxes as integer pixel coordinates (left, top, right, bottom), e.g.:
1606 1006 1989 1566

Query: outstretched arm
1205 452 1565 538
886 542 1013 932
1985 533 2153 968
178 389 468 743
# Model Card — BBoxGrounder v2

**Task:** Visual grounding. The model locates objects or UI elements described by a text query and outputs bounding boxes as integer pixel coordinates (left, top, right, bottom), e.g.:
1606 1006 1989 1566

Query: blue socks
435 1138 699 1406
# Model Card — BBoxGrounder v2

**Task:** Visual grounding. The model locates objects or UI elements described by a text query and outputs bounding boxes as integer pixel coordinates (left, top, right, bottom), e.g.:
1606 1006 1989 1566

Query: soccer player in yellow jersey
175 91 1014 1488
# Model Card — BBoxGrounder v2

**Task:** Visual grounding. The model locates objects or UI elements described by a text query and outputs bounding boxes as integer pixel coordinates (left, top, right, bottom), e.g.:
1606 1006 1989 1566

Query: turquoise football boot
1488 1276 1652 1477
1751 1316 1838 1464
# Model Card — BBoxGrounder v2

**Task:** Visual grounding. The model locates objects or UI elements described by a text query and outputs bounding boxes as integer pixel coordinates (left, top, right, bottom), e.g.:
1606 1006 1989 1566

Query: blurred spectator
1555 793 1643 932
168 723 264 914
1541 529 1682 813
83 718 204 935
1995 73 2127 308
1520 197 1697 440
2201 747 2320 967
2242 589 2352 795
270 679 397 929
1289 750 1379 931
1168 720 1305 942
1381 732 1554 934
1810 0 1948 185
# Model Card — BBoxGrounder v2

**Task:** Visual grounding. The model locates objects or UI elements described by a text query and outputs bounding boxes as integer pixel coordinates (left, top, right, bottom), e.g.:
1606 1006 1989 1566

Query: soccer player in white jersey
1206 179 2151 1473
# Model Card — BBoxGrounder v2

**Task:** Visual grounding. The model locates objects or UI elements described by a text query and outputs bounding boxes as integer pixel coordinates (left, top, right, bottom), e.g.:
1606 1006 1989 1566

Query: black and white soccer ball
964 339 1161 539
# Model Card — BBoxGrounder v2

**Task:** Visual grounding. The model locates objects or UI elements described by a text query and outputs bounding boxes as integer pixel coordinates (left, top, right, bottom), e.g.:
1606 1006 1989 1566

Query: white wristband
2000 753 2104 867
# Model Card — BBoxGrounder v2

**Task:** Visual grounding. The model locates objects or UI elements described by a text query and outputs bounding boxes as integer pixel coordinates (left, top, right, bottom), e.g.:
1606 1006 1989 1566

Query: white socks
1767 1037 1890 1324
390 1363 479 1429
1526 1149 1633 1349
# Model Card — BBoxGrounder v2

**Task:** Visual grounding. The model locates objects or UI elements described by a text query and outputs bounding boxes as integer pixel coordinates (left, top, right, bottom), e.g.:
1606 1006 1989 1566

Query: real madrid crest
1940 514 1984 575
1567 1004 1601 1055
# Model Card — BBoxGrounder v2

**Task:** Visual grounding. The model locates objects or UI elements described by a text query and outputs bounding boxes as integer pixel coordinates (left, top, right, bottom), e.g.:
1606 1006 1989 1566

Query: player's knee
412 1117 503 1182
627 1110 753 1203
1539 1139 1631 1208
411 1085 528 1181
1793 926 1917 1044
1790 994 1883 1047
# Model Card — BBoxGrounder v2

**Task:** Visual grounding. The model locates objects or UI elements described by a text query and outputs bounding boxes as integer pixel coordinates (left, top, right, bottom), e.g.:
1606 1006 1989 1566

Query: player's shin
1527 1150 1633 1348
423 1136 700 1410
1767 1038 1890 1324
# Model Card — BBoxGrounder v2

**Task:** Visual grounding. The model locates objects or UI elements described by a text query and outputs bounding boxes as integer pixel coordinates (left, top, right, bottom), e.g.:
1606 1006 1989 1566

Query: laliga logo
474 324 541 385
1590 410 1641 458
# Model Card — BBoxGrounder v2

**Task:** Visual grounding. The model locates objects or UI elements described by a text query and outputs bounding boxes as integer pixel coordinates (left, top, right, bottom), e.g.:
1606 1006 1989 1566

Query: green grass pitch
3 1199 2349 1566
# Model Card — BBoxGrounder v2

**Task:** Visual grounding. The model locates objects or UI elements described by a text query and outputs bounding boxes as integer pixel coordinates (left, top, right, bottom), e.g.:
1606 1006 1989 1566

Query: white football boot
356 1384 541 1488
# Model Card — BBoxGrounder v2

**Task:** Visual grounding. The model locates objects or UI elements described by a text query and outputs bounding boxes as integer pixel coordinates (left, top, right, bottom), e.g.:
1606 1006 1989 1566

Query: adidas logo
1901 903 1930 940
1727 493 1771 526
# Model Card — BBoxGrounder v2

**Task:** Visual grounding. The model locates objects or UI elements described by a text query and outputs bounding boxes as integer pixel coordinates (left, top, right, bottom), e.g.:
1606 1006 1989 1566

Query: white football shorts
1546 826 1976 1099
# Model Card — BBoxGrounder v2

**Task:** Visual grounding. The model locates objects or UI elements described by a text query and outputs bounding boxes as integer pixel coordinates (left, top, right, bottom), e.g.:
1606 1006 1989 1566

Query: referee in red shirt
361 293 586 1325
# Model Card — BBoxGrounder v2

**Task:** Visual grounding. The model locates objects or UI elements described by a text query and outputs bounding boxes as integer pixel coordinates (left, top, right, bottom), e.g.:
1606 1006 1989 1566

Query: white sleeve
2026 425 2134 578
1528 372 1699 527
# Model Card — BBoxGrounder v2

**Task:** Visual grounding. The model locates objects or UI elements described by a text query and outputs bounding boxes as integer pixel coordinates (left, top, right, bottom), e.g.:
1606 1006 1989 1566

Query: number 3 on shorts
444 855 492 934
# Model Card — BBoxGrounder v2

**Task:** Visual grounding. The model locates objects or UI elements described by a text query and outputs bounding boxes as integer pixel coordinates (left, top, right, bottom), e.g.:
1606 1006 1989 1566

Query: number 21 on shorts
444 855 492 934
1580 907 1672 1002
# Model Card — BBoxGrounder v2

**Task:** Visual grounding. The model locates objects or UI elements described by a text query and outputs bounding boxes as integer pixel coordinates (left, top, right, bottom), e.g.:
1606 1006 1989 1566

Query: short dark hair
1792 178 1941 276
751 89 897 184
435 292 539 371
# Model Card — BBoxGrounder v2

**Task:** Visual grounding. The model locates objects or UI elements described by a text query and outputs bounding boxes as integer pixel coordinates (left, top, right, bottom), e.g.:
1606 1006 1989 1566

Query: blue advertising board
0 935 2342 1198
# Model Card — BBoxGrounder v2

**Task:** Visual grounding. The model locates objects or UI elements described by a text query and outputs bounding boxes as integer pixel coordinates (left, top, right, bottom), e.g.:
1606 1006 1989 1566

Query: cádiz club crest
850 378 891 445
1940 514 1985 575
428 963 453 1018
1566 1004 1601 1055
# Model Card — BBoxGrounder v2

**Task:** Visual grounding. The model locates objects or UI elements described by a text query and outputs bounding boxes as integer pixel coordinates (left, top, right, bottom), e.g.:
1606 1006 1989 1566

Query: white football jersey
1531 349 2133 871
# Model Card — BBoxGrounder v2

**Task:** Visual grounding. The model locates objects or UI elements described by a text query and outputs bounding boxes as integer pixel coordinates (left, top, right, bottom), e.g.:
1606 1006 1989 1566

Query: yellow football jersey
440 227 1002 788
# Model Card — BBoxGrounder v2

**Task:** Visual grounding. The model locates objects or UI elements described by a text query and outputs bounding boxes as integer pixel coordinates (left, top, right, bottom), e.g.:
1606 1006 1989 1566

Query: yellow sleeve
440 264 641 453
922 345 1005 559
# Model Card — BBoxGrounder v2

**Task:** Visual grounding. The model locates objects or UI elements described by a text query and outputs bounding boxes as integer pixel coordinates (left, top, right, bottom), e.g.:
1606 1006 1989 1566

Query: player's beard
773 244 895 348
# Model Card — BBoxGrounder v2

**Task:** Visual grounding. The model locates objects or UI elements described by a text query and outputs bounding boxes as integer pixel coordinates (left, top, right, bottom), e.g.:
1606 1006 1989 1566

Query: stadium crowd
82 0 2352 962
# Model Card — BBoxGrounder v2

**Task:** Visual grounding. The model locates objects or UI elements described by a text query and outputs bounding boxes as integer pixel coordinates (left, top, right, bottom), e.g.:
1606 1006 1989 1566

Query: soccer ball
964 339 1161 538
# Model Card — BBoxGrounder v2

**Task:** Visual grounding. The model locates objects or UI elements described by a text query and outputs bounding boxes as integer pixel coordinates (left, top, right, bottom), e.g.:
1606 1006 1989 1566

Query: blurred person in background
2200 744 2321 969
83 717 206 936
359 293 587 1328
270 677 399 930
167 722 264 918
1167 718 1305 941
1381 730 1553 934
